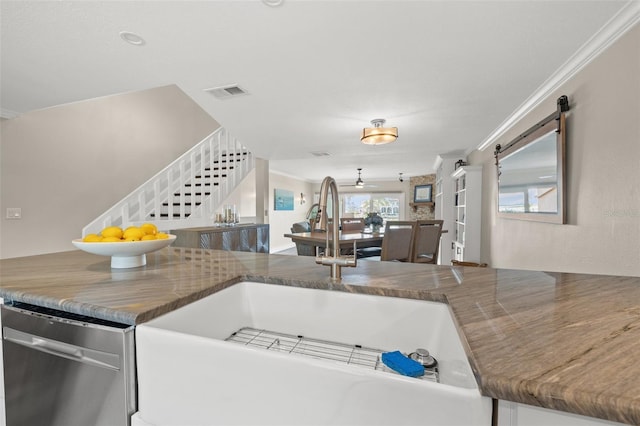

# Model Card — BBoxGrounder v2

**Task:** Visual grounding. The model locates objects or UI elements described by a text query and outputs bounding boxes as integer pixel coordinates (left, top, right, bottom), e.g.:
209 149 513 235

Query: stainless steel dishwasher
2 301 136 426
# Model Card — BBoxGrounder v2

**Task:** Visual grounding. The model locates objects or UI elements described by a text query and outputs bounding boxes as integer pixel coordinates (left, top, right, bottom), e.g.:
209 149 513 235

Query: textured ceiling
1 0 634 183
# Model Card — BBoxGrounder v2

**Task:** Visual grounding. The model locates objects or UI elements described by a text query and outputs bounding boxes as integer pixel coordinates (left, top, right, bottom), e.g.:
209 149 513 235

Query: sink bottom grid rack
225 327 438 383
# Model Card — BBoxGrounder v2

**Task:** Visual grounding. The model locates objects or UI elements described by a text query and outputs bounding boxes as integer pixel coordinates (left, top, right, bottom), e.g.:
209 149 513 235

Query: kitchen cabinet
171 224 269 253
497 400 624 426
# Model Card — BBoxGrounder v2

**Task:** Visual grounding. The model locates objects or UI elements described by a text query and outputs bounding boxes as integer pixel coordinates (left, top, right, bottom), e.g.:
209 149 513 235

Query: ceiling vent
310 151 331 157
205 84 249 99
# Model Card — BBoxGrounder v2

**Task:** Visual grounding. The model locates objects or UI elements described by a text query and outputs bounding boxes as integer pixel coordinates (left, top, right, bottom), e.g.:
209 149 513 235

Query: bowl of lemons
72 223 176 268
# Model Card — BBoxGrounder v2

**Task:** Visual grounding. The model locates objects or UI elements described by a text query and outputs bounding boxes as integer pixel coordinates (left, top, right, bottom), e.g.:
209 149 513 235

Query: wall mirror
495 96 569 224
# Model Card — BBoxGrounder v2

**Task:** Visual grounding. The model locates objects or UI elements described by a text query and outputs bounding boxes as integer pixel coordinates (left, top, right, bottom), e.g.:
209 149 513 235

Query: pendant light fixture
355 168 364 188
361 118 398 145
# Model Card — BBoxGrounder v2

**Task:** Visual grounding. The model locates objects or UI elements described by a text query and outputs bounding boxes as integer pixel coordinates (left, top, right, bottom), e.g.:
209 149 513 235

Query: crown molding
476 0 640 151
269 168 316 183
433 151 466 170
0 108 21 119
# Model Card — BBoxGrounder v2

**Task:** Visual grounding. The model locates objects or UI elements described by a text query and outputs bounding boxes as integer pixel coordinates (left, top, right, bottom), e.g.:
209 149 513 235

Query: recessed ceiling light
119 31 145 46
262 0 284 7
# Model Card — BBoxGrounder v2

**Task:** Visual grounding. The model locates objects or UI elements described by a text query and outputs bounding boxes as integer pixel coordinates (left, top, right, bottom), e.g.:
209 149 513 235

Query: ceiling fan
340 168 377 189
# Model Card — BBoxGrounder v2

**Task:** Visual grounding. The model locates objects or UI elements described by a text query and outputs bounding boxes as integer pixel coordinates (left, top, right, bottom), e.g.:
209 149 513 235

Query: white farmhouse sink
134 282 492 426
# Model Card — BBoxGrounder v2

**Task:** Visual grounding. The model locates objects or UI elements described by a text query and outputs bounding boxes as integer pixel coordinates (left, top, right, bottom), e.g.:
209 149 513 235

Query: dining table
283 231 384 250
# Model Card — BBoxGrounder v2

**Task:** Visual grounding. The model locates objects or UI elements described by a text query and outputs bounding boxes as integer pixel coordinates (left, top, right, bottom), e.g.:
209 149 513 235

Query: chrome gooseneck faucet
314 176 357 280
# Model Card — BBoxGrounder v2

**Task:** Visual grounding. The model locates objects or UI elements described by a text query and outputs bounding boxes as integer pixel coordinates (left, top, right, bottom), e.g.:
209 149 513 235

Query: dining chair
411 220 444 264
341 216 382 258
340 217 365 233
335 217 364 256
290 221 315 256
380 221 417 262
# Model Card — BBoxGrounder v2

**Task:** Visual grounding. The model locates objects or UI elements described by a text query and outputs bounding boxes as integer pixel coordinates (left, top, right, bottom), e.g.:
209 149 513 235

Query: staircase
82 127 254 236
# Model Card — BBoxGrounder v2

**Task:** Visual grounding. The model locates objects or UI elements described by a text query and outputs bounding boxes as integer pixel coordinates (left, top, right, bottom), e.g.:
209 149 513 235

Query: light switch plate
6 208 21 219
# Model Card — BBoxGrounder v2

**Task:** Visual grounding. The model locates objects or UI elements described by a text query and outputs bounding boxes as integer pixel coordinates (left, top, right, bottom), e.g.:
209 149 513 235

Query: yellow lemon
101 236 122 242
141 234 157 241
141 223 158 235
83 234 103 242
156 232 169 240
122 227 144 241
101 226 123 239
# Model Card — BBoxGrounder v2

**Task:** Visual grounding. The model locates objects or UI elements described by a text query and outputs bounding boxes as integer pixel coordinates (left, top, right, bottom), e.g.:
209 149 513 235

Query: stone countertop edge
1 247 639 425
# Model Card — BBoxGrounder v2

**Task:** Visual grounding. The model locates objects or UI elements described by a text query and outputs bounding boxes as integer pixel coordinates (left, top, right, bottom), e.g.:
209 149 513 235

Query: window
341 192 404 221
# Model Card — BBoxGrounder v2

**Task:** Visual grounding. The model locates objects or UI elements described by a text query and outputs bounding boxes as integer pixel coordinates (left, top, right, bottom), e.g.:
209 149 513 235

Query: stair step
221 152 248 156
184 183 220 187
149 213 192 218
204 166 234 171
175 192 212 196
213 159 242 164
168 195 202 202
219 153 248 158
194 174 227 179
162 202 201 207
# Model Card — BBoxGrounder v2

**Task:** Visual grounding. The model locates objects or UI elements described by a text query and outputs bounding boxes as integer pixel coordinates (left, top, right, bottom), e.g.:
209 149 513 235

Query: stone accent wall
409 174 436 220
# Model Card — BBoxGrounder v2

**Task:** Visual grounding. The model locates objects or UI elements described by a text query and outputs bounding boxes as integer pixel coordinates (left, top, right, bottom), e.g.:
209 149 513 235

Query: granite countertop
1 247 639 424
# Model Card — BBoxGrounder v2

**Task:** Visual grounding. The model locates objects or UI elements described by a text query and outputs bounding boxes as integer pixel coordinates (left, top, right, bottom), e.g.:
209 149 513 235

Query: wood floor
273 246 297 256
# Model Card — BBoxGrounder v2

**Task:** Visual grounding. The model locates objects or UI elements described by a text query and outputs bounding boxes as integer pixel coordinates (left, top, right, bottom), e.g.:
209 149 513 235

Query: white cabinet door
497 400 625 426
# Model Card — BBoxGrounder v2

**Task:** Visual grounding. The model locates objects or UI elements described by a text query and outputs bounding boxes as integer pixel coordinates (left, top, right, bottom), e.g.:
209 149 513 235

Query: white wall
217 169 257 223
0 85 219 259
269 172 315 253
217 168 316 252
470 23 639 277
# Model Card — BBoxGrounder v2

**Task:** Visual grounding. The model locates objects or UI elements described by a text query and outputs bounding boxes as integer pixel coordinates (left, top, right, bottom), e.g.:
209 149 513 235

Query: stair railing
82 127 254 236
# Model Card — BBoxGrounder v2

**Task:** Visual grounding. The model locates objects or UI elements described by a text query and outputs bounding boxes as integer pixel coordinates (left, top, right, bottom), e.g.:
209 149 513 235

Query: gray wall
0 85 219 258
471 24 639 277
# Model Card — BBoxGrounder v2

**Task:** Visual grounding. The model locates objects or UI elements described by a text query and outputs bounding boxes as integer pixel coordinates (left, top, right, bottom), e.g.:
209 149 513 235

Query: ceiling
1 0 634 184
